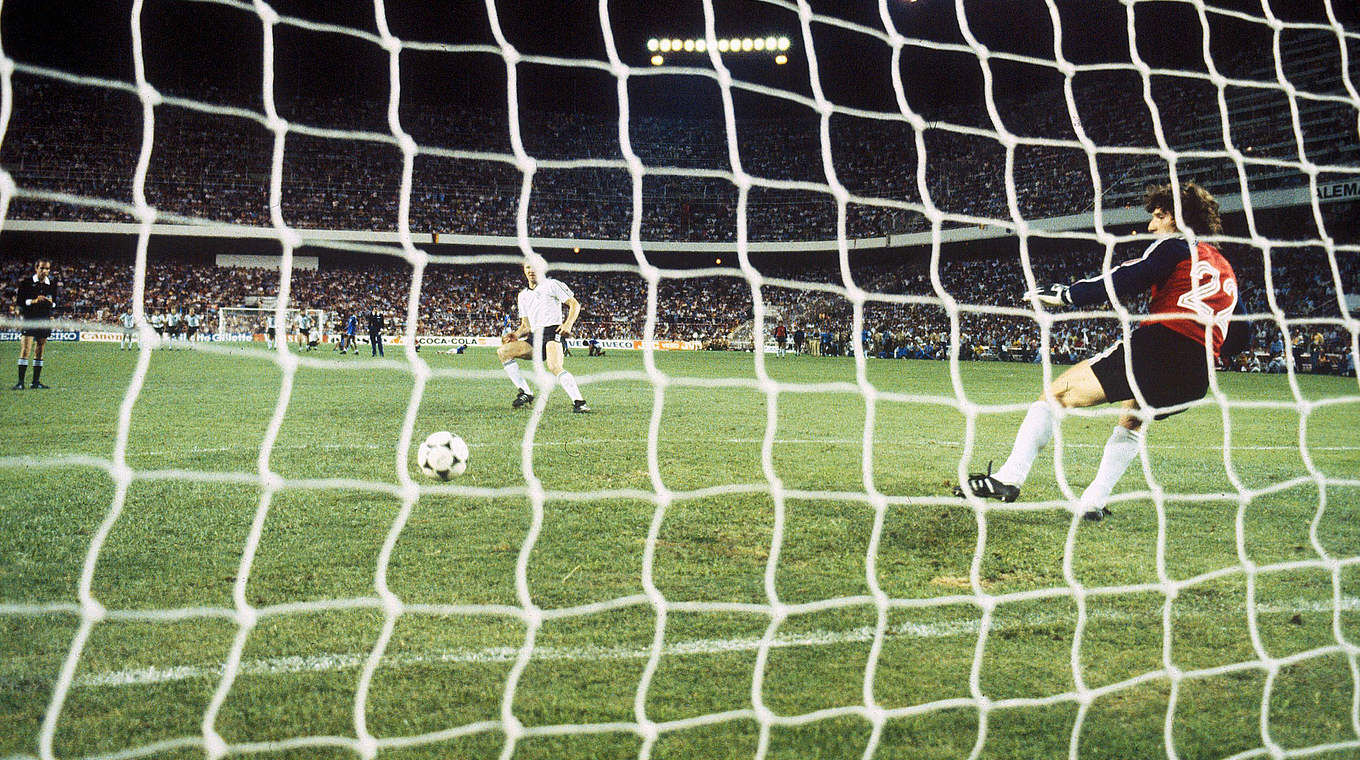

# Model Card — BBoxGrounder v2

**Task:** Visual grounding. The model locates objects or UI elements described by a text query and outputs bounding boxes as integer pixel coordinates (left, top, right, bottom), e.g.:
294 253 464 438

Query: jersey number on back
1176 261 1238 335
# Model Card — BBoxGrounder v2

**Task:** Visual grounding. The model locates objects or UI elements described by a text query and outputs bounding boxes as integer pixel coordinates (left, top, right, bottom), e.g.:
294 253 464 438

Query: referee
366 310 384 357
15 259 57 389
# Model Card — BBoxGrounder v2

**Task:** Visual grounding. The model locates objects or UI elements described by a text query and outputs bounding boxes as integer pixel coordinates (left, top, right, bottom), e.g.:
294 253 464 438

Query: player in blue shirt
344 313 359 354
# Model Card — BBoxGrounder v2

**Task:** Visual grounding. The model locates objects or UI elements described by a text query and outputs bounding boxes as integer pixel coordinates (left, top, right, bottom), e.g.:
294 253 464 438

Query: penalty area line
71 596 1360 690
128 438 1360 459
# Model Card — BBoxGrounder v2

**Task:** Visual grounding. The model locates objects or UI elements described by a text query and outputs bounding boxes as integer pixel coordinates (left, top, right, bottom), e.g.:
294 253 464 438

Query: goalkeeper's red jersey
1147 241 1238 357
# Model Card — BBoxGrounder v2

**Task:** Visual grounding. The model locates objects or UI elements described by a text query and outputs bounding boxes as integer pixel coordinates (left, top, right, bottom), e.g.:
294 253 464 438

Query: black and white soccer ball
417 431 469 479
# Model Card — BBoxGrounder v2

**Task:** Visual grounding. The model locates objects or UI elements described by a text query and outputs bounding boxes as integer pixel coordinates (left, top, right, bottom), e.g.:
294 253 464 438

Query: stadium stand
2 28 1353 374
3 29 1354 239
2 244 1353 375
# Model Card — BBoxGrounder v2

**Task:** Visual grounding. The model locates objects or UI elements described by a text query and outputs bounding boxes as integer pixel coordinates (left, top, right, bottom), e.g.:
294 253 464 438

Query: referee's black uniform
367 312 384 357
16 270 57 388
17 274 56 336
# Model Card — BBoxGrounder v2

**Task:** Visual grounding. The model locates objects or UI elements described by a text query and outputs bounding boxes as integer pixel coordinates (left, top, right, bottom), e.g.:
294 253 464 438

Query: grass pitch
2 341 1358 759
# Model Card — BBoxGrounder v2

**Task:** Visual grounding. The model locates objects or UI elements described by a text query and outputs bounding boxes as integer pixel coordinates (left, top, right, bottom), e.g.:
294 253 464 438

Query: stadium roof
5 0 1355 120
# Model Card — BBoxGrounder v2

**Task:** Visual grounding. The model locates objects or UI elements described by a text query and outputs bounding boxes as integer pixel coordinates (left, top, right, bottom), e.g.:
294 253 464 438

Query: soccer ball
417 431 469 480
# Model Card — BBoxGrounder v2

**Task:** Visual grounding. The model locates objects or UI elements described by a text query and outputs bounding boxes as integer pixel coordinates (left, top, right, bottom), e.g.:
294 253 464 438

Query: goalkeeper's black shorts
1089 324 1210 420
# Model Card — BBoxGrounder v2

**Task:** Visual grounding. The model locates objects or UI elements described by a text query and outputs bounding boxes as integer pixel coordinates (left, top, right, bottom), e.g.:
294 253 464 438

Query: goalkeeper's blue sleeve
1065 238 1187 307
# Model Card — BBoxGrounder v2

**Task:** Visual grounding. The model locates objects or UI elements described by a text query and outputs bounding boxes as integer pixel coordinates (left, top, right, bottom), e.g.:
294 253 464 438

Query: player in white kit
496 262 590 413
119 308 136 350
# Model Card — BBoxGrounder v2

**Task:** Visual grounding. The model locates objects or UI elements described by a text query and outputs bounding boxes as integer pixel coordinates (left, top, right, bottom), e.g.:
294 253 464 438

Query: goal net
1 1 1357 759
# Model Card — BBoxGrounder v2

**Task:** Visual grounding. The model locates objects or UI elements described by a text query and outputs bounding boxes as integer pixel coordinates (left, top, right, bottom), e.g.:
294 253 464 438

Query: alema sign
1318 179 1360 203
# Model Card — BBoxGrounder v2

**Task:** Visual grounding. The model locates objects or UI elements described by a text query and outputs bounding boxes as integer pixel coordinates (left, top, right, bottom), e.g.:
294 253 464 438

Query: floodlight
741 38 753 51
659 39 671 52
647 38 659 52
765 37 777 51
696 39 707 52
683 39 695 51
650 55 663 66
729 38 741 51
777 37 790 50
717 39 729 52
671 39 682 51
754 38 765 50
775 54 787 65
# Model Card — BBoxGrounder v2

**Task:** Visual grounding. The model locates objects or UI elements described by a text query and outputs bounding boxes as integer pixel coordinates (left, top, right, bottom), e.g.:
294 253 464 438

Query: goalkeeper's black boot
952 462 1020 502
572 400 591 414
512 390 534 408
11 382 24 390
1082 507 1112 522
30 382 49 389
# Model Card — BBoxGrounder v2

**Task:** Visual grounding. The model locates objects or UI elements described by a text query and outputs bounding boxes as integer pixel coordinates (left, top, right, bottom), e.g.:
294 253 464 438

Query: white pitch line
70 597 1360 690
126 438 1360 459
717 440 1360 452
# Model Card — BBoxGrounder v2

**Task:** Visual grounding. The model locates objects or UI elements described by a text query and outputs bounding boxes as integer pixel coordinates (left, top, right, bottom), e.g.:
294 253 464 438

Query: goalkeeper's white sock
502 360 532 394
1077 426 1143 511
556 371 584 402
994 400 1055 486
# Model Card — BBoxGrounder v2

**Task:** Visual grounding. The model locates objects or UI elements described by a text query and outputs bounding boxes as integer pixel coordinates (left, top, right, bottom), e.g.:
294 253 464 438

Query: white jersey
517 277 575 330
187 314 201 327
120 312 135 328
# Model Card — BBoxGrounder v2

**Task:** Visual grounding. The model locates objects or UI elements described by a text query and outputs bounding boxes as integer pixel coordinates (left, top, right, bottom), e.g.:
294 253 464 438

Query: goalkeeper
954 182 1251 521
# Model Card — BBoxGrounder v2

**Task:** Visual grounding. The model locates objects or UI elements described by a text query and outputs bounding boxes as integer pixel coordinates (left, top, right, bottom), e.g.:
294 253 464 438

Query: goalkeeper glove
1024 283 1072 307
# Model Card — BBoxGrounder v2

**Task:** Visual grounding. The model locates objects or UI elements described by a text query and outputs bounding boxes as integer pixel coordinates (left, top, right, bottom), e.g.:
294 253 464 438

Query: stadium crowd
3 29 1354 374
4 42 1355 242
3 245 1354 377
785 250 1357 377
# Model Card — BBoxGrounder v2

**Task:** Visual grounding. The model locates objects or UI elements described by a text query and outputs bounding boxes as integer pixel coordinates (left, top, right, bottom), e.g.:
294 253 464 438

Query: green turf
2 342 1357 759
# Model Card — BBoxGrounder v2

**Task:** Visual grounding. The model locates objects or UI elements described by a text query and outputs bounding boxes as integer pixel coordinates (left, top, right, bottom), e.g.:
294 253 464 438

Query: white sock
994 400 1055 486
556 371 584 402
1077 426 1144 511
502 360 532 394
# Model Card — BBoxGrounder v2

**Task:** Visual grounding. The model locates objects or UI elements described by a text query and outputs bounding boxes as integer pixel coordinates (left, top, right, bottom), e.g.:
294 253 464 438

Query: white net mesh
1 1 1358 759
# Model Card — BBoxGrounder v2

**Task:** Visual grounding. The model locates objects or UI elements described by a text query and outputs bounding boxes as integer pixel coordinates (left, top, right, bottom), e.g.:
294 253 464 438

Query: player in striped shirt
165 310 182 349
955 182 1251 521
185 309 201 343
119 307 137 350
